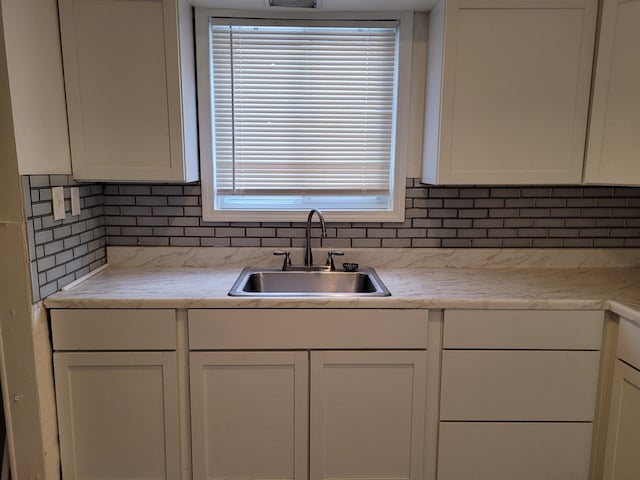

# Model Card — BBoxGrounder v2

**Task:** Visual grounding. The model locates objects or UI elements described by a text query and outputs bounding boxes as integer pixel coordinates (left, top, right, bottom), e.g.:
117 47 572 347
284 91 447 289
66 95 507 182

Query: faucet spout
304 209 327 267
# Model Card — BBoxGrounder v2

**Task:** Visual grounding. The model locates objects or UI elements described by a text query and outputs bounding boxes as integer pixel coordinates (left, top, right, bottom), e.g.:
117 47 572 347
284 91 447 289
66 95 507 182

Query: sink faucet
304 209 327 267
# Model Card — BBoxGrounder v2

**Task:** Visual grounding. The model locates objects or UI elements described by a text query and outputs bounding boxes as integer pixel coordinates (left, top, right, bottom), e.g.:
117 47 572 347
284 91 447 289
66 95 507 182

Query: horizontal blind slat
211 20 397 196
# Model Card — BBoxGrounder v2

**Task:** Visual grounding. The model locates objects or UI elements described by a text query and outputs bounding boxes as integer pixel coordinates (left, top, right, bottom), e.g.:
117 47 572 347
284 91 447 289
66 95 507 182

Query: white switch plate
52 186 66 221
70 187 81 216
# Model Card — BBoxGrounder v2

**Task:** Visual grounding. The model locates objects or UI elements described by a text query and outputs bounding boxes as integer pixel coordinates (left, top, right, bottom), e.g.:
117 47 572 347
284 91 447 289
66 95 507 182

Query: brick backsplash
102 179 640 250
22 176 640 301
23 175 106 303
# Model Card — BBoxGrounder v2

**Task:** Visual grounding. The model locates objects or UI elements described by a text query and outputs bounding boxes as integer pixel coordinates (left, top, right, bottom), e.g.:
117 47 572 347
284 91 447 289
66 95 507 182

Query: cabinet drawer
188 309 428 350
51 309 176 351
440 350 600 421
618 318 640 371
443 309 603 349
438 422 593 480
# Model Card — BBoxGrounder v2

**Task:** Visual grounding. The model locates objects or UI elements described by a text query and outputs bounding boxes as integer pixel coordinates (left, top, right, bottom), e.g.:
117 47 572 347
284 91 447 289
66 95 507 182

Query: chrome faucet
304 209 327 267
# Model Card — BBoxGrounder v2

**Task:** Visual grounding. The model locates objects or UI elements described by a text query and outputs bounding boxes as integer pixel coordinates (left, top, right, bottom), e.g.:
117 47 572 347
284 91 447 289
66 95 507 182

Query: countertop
44 247 640 324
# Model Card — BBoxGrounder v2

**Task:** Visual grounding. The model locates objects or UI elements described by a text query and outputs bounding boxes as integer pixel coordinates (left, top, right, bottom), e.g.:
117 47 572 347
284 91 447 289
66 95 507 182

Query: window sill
202 209 406 223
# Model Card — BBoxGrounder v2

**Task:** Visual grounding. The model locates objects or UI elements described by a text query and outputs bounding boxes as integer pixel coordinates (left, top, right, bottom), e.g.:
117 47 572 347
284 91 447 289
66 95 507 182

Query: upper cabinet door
58 0 198 182
583 0 640 185
423 0 597 184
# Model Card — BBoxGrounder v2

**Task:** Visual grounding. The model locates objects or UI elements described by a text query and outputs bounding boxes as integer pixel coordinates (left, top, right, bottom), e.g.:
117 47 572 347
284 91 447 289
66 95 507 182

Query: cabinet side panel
618 318 640 371
4 0 72 174
178 0 199 181
585 0 640 183
422 0 446 184
603 361 640 480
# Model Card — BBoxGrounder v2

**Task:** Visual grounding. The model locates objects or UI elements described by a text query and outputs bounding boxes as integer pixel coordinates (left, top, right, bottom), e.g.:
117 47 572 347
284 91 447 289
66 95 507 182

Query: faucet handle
273 251 292 271
325 251 344 271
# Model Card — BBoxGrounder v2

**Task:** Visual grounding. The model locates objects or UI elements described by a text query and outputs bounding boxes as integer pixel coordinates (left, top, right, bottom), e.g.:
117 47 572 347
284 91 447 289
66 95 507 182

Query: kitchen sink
228 267 391 297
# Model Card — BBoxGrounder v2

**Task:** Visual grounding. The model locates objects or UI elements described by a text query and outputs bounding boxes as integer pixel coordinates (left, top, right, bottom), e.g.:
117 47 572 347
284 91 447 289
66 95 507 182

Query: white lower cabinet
438 309 604 480
603 360 640 480
603 318 640 480
189 351 309 480
51 309 181 480
54 352 180 480
310 351 427 480
438 422 593 480
440 350 600 421
52 306 615 480
190 349 428 480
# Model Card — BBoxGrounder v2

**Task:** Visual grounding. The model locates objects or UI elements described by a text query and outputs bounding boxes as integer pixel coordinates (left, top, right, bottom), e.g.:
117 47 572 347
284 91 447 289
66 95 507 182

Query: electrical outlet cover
52 186 66 221
71 187 81 216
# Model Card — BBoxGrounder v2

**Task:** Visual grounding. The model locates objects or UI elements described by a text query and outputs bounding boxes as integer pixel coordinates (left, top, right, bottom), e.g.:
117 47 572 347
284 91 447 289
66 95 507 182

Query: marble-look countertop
43 247 640 323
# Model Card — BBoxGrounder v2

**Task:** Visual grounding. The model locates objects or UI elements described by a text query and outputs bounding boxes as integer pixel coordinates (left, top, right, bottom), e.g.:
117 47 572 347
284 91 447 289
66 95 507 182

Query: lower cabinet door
604 360 640 480
310 350 427 480
190 351 309 480
54 351 180 480
438 422 593 480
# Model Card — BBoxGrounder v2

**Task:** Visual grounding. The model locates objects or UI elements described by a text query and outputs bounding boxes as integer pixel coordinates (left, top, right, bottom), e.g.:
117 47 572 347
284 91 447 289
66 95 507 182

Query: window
195 10 413 221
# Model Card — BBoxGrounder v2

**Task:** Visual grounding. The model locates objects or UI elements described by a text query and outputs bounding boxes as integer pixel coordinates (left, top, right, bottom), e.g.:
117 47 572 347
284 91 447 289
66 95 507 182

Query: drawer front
438 422 593 480
188 309 428 350
440 350 600 421
618 318 640 371
51 309 176 351
443 309 603 350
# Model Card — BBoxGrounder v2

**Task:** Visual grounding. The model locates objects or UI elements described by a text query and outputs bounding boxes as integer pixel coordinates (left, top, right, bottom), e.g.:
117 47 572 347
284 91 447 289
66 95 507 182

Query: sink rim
228 267 391 297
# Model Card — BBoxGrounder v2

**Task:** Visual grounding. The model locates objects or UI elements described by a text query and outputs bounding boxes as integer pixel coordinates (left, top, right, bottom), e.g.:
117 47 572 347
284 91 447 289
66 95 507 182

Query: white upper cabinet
422 0 597 184
583 0 640 185
58 0 198 182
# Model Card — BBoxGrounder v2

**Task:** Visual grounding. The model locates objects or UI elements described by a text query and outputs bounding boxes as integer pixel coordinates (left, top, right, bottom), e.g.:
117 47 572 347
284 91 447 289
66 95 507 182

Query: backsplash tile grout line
24 175 107 303
102 179 640 250
23 175 640 301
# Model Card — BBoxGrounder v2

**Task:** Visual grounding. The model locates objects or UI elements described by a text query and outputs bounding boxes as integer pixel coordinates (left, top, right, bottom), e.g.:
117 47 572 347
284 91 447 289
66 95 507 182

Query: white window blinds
210 19 398 197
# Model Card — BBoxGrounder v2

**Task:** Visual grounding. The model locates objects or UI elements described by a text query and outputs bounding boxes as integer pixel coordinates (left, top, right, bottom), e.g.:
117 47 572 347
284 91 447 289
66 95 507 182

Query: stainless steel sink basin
228 267 391 297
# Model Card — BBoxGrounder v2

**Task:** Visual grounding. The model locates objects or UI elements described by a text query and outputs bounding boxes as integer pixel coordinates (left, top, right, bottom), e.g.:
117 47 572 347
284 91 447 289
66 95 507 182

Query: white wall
0 3 53 477
1 0 71 174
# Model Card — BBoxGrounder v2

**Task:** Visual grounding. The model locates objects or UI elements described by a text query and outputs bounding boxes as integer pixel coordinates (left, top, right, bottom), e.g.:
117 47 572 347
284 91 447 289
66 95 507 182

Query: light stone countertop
43 247 640 323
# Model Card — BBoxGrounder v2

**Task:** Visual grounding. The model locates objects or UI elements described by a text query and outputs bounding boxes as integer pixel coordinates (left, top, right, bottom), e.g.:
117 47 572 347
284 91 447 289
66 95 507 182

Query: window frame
195 8 414 222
